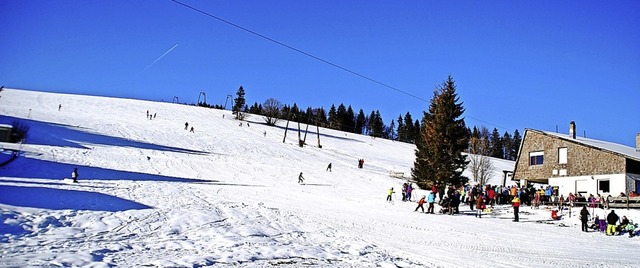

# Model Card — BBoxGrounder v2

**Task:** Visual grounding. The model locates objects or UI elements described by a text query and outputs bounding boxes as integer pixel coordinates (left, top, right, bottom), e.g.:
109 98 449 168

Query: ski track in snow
1 88 639 267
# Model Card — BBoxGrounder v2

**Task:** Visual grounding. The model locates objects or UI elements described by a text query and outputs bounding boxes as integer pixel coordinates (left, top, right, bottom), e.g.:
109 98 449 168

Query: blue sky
1 1 639 146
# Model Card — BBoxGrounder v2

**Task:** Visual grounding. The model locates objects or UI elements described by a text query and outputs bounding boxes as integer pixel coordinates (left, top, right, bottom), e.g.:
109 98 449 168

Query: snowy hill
1 88 638 267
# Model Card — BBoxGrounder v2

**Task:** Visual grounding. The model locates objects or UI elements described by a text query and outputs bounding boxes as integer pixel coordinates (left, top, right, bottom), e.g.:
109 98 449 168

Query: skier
71 168 78 183
58 104 62 111
185 122 189 130
512 196 521 222
580 205 590 232
190 127 195 133
427 191 436 214
414 195 426 213
326 163 332 172
386 187 395 202
298 172 305 184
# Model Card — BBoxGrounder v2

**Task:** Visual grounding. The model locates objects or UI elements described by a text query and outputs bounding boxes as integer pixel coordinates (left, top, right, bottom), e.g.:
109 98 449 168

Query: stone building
512 122 640 197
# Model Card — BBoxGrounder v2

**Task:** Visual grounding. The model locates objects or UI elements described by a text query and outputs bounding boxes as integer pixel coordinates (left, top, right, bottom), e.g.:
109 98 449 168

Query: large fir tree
232 86 246 120
411 76 470 189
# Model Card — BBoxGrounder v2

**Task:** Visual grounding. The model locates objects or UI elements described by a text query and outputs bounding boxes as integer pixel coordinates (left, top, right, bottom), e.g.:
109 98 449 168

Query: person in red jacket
487 187 496 208
512 196 521 222
415 195 426 213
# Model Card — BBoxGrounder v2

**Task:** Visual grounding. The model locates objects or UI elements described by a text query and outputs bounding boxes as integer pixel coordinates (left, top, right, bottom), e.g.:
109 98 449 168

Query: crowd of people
390 181 639 235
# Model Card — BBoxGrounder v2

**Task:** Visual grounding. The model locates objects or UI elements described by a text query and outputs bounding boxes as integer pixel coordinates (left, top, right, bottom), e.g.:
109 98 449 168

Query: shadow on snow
0 115 209 155
1 156 208 183
0 185 152 211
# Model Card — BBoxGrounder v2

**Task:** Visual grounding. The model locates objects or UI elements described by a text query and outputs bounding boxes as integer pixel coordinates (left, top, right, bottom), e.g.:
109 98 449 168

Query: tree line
223 84 520 164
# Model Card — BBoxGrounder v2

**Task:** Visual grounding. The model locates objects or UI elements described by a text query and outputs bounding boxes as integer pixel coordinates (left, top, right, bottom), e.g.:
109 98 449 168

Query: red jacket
512 197 521 208
488 189 495 199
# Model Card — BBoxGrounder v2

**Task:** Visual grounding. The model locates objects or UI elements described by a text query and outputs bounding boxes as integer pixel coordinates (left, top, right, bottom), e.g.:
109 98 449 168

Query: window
598 180 610 193
558 148 567 164
529 151 544 166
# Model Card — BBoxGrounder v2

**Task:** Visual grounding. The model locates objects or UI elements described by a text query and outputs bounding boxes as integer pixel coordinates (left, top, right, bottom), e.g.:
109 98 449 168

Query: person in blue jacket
427 191 436 214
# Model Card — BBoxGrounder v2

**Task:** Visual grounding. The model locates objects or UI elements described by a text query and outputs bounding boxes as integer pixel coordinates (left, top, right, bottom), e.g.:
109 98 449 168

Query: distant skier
190 127 195 133
326 163 332 172
185 122 189 130
263 131 267 137
386 187 395 202
298 172 305 184
71 168 78 183
58 104 62 111
415 195 426 213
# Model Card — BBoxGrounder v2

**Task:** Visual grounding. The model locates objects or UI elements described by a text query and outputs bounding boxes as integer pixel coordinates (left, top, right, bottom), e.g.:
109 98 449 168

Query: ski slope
1 88 638 267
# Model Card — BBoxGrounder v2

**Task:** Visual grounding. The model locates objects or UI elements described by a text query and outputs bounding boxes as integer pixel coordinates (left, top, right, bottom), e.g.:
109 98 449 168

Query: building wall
549 174 626 198
514 130 626 183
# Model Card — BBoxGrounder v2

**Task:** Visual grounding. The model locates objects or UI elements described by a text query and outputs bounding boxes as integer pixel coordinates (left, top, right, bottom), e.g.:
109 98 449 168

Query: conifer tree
345 105 356 132
232 86 246 120
315 107 328 127
411 76 470 189
328 105 337 129
502 131 513 160
403 112 415 143
413 120 420 144
489 128 504 159
386 119 396 140
396 114 405 142
509 129 522 160
355 109 366 134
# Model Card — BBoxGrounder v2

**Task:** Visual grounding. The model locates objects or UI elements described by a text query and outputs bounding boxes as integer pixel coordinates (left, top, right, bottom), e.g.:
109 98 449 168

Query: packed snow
1 88 639 267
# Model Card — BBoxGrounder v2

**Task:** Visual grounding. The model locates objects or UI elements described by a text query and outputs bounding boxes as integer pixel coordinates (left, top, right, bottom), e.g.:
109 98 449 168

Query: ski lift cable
170 0 510 132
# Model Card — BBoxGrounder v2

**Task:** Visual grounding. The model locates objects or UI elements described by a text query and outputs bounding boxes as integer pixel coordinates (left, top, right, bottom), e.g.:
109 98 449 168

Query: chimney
569 121 576 139
636 133 640 152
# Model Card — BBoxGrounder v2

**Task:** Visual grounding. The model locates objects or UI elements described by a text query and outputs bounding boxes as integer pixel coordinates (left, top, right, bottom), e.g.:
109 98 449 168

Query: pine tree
396 114 405 142
489 128 504 159
403 112 415 143
345 105 356 133
232 86 246 120
371 110 384 137
386 119 396 140
502 131 513 160
315 107 328 127
411 76 470 189
509 129 522 160
413 120 420 144
328 105 337 129
355 109 366 134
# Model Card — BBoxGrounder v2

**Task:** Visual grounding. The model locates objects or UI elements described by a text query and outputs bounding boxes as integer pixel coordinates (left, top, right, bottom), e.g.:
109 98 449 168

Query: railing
607 196 640 209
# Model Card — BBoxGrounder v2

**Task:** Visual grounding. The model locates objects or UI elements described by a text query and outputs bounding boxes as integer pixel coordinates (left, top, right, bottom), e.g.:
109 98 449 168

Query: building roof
528 129 640 162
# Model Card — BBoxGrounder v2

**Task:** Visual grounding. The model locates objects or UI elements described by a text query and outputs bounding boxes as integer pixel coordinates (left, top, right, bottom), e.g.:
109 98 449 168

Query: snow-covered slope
1 88 638 267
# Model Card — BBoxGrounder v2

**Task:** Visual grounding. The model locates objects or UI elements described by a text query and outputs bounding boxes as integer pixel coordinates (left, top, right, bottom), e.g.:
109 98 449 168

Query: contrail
138 44 179 75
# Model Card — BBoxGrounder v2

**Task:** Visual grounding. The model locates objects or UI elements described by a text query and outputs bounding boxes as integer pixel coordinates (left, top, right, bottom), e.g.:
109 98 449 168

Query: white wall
549 174 626 198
